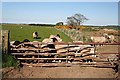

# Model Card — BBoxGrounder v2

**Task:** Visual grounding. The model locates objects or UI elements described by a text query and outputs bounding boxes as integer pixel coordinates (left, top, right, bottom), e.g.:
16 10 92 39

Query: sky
1 1 119 26
1 0 120 2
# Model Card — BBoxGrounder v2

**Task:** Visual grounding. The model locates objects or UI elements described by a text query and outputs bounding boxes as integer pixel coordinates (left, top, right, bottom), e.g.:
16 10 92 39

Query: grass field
2 24 72 42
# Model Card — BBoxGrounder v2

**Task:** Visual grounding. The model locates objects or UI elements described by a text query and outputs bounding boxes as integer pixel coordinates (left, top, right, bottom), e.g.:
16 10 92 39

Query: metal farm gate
10 41 120 68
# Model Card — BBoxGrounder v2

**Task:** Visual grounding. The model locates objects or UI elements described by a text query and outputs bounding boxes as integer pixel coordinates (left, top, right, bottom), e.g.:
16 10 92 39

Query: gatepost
2 30 10 54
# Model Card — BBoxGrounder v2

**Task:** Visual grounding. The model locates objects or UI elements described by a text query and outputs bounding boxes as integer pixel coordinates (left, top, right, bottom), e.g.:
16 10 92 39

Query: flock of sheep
11 31 96 54
33 32 62 42
10 31 115 49
9 31 118 64
10 31 115 50
33 31 115 43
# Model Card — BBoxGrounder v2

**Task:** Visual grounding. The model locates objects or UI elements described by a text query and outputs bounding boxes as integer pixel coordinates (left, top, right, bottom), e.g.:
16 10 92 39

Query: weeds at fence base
2 54 20 68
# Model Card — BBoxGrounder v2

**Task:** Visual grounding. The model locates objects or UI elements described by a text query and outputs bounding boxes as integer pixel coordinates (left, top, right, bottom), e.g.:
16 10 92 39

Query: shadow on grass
37 37 41 39
33 37 41 39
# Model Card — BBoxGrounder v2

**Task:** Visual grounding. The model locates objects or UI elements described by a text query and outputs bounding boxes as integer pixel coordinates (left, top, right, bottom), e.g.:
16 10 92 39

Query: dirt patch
2 66 116 78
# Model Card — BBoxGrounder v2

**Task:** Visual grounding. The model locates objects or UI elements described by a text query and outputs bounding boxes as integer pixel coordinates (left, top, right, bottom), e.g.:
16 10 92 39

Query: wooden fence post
2 30 10 54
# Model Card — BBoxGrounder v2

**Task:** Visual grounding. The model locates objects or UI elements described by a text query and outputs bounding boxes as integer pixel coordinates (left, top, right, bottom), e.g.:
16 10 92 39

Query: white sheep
42 38 53 43
55 36 62 42
32 41 40 48
49 34 62 42
10 40 22 49
103 33 115 43
10 41 15 45
90 36 108 43
41 38 54 48
33 32 38 39
108 35 115 43
49 35 56 39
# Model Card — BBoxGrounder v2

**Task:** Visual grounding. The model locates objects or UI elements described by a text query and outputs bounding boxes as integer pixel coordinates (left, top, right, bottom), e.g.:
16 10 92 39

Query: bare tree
67 17 77 28
67 13 88 29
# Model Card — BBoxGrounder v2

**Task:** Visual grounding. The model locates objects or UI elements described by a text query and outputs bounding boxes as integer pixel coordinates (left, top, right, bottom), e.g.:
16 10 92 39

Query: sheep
10 41 15 45
10 40 21 47
55 43 96 63
21 39 33 48
91 33 115 44
32 41 40 47
90 36 109 47
41 38 57 50
108 35 115 43
49 34 62 42
10 40 22 51
41 34 62 62
41 38 57 62
33 32 38 39
42 38 53 43
55 36 62 42
22 39 30 43
103 33 115 43
106 35 115 43
56 34 60 38
90 36 108 43
49 35 56 39
10 39 33 49
41 34 62 49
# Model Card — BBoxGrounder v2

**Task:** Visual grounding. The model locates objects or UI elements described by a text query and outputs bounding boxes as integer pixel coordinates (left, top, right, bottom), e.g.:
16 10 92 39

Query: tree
67 17 77 28
67 13 88 29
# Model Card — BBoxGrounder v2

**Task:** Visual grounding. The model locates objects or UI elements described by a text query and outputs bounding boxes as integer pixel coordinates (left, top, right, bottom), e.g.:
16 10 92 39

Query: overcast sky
1 0 119 26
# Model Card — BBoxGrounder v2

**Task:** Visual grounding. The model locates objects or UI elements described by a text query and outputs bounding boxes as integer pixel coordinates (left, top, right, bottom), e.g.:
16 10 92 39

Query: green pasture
2 24 72 42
